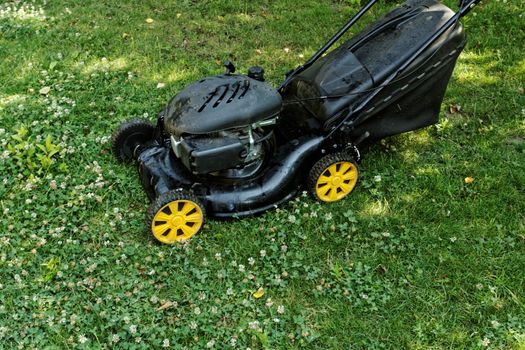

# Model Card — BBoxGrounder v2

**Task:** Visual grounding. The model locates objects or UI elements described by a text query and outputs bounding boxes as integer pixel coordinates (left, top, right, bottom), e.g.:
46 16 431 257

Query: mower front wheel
146 190 206 244
308 152 359 203
111 119 155 163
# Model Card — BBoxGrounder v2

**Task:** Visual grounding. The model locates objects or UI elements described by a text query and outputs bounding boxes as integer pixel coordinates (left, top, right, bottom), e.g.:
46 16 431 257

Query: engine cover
163 75 282 135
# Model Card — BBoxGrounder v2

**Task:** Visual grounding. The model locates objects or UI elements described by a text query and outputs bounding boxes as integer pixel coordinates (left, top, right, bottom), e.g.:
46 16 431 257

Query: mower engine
162 74 282 176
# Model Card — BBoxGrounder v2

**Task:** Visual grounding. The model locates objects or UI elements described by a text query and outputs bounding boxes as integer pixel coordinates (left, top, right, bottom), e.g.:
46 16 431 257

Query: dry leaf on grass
157 301 175 311
252 287 265 299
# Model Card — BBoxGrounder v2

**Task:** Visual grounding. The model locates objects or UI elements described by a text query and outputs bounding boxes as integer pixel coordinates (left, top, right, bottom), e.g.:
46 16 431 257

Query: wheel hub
331 176 342 186
171 216 184 227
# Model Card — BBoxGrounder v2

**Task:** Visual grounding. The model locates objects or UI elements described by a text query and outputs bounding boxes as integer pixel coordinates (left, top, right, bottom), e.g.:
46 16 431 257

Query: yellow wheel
308 152 359 203
146 190 205 244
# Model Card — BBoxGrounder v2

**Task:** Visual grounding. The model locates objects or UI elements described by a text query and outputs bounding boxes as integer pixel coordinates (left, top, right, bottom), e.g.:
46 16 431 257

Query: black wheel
146 190 206 244
308 152 359 203
111 119 154 162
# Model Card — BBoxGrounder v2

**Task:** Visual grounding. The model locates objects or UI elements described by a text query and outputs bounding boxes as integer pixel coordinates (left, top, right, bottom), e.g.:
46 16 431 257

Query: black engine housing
163 75 282 135
162 74 282 175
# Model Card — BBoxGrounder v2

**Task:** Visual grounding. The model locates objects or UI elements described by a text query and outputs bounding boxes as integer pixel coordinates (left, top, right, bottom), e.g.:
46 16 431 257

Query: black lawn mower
112 0 481 244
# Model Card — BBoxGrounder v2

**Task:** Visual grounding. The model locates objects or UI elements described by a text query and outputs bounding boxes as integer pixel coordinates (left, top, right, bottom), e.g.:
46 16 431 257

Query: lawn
0 0 524 349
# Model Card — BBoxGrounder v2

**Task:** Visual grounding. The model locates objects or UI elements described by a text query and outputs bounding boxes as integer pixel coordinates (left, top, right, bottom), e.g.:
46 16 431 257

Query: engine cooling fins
213 85 230 108
198 92 216 113
227 83 241 103
239 80 250 99
198 80 252 113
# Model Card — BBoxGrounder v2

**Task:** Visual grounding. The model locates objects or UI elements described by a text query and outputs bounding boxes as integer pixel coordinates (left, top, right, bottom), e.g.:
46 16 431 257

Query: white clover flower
194 307 201 315
374 175 382 182
78 335 88 344
162 339 170 348
277 305 285 314
112 334 120 343
248 257 255 266
481 337 490 347
238 264 245 273
190 321 197 330
206 340 215 348
248 320 260 330
260 250 266 258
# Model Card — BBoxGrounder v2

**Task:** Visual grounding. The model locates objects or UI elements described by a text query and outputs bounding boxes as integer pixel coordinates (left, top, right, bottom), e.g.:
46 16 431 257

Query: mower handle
328 0 484 137
278 0 381 92
278 0 482 93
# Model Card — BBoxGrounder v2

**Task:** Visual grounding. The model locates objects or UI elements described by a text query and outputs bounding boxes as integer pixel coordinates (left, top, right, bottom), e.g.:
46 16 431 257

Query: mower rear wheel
146 190 206 244
308 152 359 203
111 119 154 163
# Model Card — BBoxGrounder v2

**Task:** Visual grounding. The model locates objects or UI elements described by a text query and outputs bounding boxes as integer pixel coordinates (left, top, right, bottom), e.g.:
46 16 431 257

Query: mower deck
137 135 324 218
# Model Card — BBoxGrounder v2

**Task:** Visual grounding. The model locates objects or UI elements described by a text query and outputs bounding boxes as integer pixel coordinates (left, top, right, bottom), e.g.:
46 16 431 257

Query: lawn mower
112 0 481 244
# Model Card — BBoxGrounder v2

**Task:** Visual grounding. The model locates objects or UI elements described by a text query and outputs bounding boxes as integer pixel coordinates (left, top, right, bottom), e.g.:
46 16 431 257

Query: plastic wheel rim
316 161 358 202
151 200 204 244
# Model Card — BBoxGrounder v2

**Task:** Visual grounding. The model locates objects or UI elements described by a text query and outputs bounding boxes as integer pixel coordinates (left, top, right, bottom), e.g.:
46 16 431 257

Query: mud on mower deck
111 0 480 244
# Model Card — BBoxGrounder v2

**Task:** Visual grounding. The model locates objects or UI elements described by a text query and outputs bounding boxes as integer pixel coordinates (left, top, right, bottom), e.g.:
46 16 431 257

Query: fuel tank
163 75 282 135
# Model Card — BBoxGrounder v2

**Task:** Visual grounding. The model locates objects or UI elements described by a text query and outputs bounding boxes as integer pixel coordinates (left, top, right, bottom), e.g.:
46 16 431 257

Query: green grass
1 0 524 348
